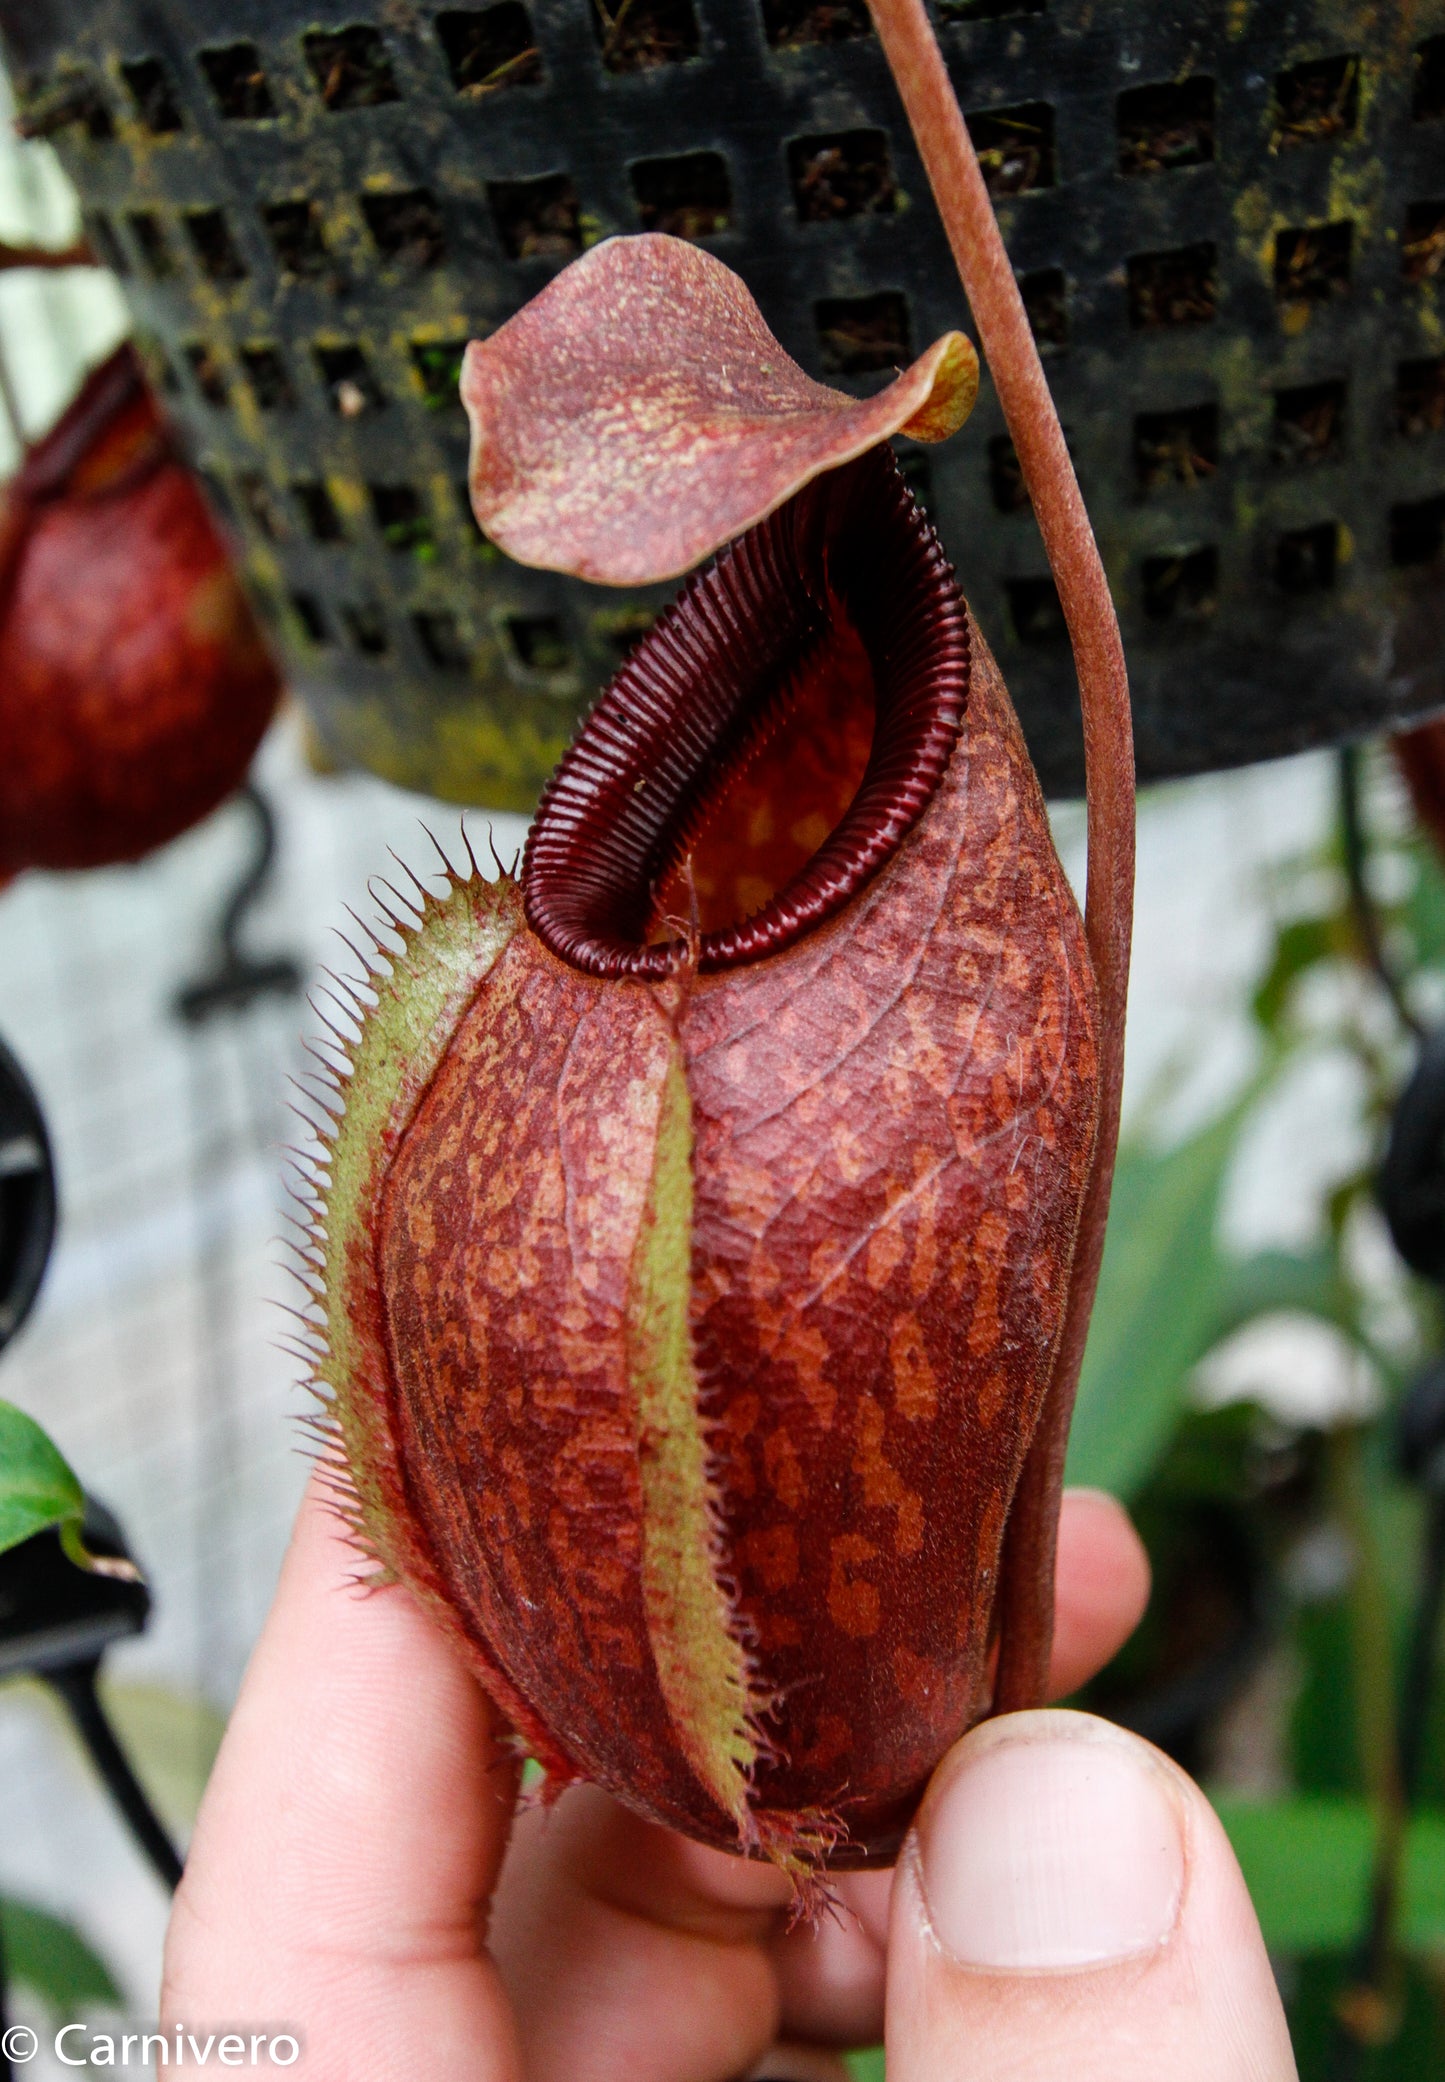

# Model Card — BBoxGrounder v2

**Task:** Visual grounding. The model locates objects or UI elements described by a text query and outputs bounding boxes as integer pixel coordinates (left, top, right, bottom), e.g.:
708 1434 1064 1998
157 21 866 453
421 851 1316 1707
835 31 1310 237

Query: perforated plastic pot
3 0 1442 802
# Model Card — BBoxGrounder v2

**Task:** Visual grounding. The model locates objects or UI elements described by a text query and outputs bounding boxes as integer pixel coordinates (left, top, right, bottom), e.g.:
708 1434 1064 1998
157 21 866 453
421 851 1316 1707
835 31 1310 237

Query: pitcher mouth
522 445 971 980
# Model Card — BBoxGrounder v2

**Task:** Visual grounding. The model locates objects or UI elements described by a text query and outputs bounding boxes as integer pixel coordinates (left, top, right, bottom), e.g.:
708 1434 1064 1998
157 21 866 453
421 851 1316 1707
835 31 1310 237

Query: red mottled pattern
378 937 730 1833
679 625 1097 1856
463 234 976 586
0 364 278 877
361 625 1096 1862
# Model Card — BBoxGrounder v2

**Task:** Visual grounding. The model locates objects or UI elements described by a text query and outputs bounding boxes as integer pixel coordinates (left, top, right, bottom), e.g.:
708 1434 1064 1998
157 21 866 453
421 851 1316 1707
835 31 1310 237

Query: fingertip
773 1871 889 2047
909 1711 1185 1971
1050 1489 1151 1698
885 1710 1296 2082
1056 1488 1151 1603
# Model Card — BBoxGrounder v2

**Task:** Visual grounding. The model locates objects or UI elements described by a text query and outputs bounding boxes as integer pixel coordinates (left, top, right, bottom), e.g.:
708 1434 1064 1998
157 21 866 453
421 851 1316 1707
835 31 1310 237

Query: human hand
162 1477 1295 2080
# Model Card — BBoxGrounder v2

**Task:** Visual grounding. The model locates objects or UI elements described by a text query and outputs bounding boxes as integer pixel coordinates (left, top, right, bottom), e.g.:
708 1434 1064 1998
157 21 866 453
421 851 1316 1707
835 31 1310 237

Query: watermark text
2 2023 302 2069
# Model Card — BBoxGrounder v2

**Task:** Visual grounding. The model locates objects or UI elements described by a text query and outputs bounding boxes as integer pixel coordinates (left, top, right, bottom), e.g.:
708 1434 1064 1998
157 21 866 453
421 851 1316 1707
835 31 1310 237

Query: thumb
885 1709 1297 2082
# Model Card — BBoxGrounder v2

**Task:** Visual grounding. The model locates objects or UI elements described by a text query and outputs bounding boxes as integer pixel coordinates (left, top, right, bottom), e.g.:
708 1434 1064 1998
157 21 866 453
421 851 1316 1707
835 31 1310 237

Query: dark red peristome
0 345 280 879
523 447 968 978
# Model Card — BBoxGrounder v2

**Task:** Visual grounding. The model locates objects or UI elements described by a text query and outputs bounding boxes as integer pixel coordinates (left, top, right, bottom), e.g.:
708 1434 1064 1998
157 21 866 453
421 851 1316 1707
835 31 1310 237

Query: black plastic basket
3 0 1443 803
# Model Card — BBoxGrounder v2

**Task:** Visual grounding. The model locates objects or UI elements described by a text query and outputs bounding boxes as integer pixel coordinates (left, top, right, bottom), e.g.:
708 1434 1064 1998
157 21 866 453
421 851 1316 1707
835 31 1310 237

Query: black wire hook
173 782 302 1026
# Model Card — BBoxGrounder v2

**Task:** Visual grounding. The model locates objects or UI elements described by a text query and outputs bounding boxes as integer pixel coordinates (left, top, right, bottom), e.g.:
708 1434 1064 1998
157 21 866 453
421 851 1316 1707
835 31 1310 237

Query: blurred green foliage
1073 749 1445 2076
0 1895 120 2014
0 1400 85 1561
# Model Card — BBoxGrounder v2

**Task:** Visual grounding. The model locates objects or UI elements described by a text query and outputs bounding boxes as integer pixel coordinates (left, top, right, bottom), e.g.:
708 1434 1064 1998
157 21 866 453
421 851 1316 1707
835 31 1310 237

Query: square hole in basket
236 471 286 541
1272 378 1346 465
81 80 115 140
1414 35 1445 120
263 201 330 279
84 213 129 275
199 43 275 119
290 591 331 644
1019 266 1068 351
1276 519 1339 593
315 344 385 415
789 130 897 221
412 339 467 407
120 58 182 133
343 602 391 655
592 0 699 72
183 341 228 406
762 0 871 47
594 607 657 662
1005 576 1065 643
815 292 912 374
126 209 173 278
361 188 446 267
1128 242 1217 327
1398 356 1445 437
507 613 575 675
183 208 247 282
1142 544 1219 621
1133 403 1219 492
1117 78 1214 177
1405 201 1445 284
988 436 1030 513
1275 221 1353 306
437 6 543 92
936 0 1045 18
369 483 435 554
138 338 180 395
1392 493 1445 565
894 446 934 511
240 344 294 409
415 610 471 671
489 174 581 259
1271 54 1360 149
34 74 115 142
632 152 732 239
292 480 345 541
969 103 1055 195
304 26 401 109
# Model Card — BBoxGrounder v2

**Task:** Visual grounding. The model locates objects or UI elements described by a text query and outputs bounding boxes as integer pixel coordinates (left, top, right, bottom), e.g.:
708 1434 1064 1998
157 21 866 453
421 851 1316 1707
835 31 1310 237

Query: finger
776 1488 1150 2045
163 1473 521 2082
1048 1488 1151 1697
490 1784 793 2082
886 1709 1297 2082
772 1871 892 2047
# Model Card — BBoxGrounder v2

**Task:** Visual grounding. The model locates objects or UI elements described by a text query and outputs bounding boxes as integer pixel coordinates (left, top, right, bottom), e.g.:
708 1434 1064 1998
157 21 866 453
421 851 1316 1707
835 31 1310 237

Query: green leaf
1209 1245 1341 1338
0 1898 122 2013
1403 834 1445 972
1251 915 1338 1034
1067 1105 1246 1499
1214 1795 1445 1954
0 1400 85 1557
